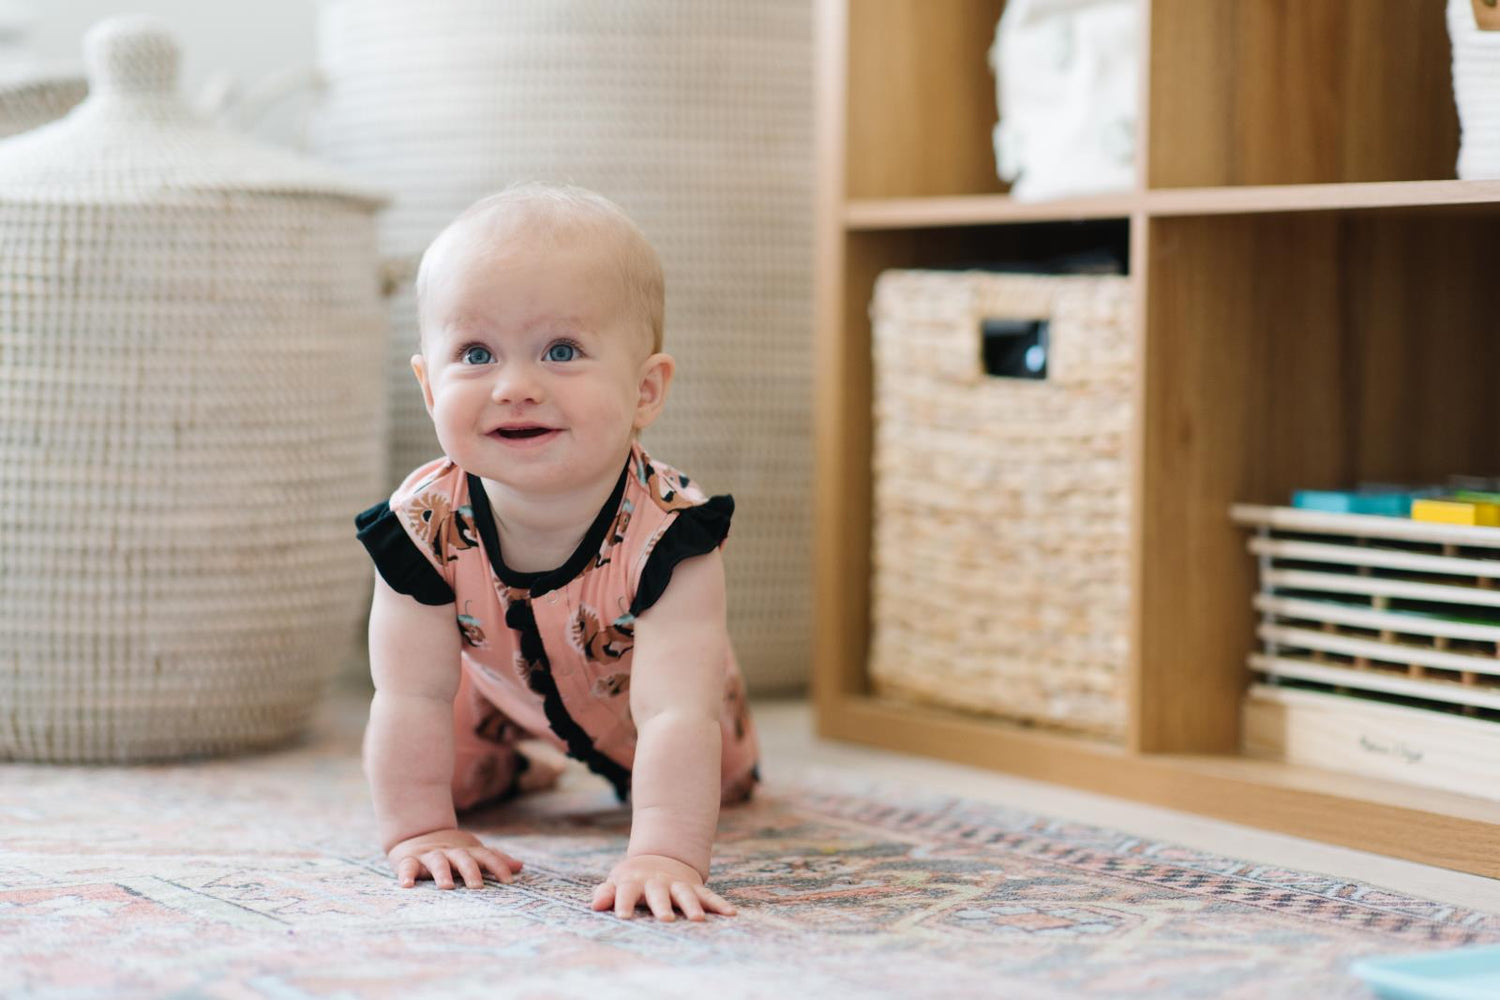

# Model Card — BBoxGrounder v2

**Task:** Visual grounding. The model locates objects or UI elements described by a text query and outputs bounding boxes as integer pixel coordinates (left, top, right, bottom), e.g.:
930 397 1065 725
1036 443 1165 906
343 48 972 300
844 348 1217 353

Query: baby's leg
451 671 548 812
717 723 760 806
717 668 759 806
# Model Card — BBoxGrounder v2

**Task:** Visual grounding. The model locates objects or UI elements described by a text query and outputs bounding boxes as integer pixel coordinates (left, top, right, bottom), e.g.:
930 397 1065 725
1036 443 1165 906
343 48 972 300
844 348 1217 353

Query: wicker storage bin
0 6 86 138
307 0 814 692
0 16 388 762
0 66 85 140
1232 504 1500 799
869 270 1134 740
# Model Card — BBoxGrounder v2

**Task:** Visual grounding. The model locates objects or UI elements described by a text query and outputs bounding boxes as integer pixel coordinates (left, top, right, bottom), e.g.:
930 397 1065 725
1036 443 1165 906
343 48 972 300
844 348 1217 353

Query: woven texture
0 16 389 762
308 1 814 693
0 4 86 139
869 271 1134 740
1449 0 1500 179
0 73 85 139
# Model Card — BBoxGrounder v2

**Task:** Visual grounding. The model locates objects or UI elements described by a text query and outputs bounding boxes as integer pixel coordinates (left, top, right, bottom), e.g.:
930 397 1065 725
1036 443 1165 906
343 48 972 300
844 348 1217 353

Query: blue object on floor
1350 945 1500 1000
1292 489 1412 517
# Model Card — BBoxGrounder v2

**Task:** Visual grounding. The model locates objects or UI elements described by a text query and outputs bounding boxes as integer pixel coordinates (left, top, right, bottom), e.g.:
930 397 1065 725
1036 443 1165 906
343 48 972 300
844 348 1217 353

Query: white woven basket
0 16 389 762
0 72 85 139
307 0 815 693
869 270 1134 740
0 3 86 138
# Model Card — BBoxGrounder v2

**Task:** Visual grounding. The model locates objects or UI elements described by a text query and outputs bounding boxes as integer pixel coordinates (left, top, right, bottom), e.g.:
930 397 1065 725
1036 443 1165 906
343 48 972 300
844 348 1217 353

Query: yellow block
1411 498 1500 526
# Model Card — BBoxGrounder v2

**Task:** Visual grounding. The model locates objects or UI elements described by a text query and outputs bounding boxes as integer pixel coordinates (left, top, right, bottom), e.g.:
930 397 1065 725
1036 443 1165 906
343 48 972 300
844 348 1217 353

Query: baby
354 183 759 922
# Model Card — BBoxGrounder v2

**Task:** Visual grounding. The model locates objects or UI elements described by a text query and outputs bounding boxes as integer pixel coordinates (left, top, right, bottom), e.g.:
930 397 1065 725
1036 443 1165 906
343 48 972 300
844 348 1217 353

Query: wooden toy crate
1232 504 1500 801
867 270 1134 740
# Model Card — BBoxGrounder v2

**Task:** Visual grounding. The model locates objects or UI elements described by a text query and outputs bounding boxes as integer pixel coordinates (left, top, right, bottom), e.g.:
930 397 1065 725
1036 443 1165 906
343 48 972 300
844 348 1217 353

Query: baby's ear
410 353 436 416
633 352 675 430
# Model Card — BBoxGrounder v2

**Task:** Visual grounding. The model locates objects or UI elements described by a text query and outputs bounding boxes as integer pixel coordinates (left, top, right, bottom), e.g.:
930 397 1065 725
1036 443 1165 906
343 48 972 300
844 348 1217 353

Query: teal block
1292 489 1412 517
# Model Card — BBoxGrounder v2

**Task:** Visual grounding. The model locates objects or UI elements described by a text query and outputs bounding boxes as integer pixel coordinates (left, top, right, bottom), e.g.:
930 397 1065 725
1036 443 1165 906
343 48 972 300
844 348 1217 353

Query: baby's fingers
421 850 456 890
695 885 737 917
670 883 706 922
396 856 423 889
644 879 676 922
614 880 644 919
475 848 519 885
591 880 616 912
448 851 486 890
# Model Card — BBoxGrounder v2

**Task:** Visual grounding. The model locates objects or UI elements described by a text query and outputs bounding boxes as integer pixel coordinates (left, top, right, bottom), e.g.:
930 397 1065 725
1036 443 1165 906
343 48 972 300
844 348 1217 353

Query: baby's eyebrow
433 314 592 344
523 316 589 336
436 311 500 339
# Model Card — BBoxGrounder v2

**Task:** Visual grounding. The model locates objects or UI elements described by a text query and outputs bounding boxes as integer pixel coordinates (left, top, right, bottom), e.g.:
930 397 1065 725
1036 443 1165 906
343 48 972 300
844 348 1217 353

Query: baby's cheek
429 398 477 454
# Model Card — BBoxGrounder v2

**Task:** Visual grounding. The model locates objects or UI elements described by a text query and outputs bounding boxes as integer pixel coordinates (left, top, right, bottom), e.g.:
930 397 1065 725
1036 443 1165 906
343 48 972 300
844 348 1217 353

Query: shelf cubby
845 0 1008 199
1146 0 1461 188
814 0 1500 877
1138 209 1500 758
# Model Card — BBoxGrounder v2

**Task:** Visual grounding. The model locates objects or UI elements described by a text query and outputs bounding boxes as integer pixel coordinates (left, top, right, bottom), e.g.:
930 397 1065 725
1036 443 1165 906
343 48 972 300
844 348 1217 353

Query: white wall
27 0 320 145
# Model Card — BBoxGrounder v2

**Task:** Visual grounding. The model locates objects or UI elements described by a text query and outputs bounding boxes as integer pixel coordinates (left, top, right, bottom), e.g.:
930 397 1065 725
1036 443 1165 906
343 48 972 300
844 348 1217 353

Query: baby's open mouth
494 426 556 439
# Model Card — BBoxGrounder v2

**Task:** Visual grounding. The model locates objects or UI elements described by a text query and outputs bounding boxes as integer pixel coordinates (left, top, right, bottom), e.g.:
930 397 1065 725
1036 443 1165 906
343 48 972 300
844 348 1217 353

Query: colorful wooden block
1292 489 1412 517
1452 489 1500 506
1411 497 1500 526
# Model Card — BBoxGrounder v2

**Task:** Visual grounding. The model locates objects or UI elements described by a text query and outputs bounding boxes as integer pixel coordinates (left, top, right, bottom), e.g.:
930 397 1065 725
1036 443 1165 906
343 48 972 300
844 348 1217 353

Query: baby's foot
515 740 568 793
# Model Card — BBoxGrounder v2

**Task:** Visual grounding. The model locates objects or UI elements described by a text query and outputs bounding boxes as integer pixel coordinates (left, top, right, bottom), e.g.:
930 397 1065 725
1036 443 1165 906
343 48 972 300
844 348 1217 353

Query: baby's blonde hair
415 182 665 355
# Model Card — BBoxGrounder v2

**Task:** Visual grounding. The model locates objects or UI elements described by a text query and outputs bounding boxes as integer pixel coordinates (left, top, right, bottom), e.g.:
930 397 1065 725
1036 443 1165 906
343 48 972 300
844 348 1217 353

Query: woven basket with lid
0 16 389 762
0 2 86 138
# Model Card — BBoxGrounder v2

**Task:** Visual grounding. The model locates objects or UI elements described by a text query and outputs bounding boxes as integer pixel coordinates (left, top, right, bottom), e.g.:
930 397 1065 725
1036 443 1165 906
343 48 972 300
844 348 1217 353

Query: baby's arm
590 548 737 922
365 576 522 889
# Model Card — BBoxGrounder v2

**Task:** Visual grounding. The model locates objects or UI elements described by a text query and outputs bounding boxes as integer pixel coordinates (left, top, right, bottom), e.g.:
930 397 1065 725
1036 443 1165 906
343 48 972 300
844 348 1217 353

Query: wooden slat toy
1231 503 1500 798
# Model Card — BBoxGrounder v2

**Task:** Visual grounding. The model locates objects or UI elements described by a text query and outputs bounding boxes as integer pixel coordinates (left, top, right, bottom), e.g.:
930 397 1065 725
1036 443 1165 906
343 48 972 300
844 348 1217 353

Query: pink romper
355 441 759 810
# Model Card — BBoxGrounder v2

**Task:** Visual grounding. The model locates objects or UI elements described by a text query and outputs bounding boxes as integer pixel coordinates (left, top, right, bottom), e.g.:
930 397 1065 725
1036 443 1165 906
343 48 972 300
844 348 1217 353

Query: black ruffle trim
628 495 735 617
505 598 633 802
354 501 455 606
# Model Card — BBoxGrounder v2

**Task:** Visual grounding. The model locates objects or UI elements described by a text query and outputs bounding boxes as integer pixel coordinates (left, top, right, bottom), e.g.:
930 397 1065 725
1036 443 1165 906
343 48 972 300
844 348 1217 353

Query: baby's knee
719 766 759 806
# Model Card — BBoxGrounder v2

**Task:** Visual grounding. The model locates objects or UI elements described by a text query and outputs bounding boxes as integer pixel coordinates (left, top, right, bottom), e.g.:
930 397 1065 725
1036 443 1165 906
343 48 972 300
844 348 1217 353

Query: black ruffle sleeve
354 501 455 606
629 495 734 617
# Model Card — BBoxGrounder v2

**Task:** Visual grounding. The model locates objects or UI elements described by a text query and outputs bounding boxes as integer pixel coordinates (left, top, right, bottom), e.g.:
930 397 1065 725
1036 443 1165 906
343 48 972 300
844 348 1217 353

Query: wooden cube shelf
813 0 1500 878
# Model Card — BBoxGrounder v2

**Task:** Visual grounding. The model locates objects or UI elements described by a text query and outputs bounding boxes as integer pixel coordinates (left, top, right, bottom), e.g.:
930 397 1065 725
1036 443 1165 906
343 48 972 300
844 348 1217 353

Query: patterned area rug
4 694 1498 1000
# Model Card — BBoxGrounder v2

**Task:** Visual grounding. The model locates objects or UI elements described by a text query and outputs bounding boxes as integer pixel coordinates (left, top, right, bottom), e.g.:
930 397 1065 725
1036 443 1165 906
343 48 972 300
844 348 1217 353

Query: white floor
751 698 1500 913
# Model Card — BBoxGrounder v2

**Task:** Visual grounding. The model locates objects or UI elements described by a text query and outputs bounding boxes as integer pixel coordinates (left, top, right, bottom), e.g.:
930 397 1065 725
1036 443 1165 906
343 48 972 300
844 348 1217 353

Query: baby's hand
386 828 523 890
591 854 737 922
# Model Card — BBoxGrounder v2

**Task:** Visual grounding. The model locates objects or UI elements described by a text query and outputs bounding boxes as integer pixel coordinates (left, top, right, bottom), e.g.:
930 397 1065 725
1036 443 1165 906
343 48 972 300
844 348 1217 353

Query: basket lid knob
83 14 179 97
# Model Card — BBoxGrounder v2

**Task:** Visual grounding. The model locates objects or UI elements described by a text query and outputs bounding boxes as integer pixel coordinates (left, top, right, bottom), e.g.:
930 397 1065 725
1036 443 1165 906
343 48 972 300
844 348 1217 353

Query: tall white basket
0 16 389 761
308 1 815 692
0 3 86 138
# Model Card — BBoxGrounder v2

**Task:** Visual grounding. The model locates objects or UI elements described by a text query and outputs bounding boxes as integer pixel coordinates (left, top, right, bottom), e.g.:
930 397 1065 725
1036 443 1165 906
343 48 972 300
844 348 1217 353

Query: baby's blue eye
460 345 493 365
545 342 579 363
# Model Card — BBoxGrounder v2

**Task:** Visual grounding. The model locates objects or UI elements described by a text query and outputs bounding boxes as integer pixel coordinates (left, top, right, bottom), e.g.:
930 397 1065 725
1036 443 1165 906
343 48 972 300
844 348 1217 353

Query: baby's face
412 230 667 497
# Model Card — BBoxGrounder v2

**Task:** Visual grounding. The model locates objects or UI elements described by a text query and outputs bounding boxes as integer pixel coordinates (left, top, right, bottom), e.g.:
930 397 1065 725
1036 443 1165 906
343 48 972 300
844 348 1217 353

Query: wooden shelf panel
1147 0 1458 188
845 193 1137 229
1145 180 1500 217
840 181 1500 232
819 693 1500 878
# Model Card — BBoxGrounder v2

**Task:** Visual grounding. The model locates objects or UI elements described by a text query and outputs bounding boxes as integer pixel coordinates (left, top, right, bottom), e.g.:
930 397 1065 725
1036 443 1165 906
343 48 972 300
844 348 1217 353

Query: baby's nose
491 365 544 404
